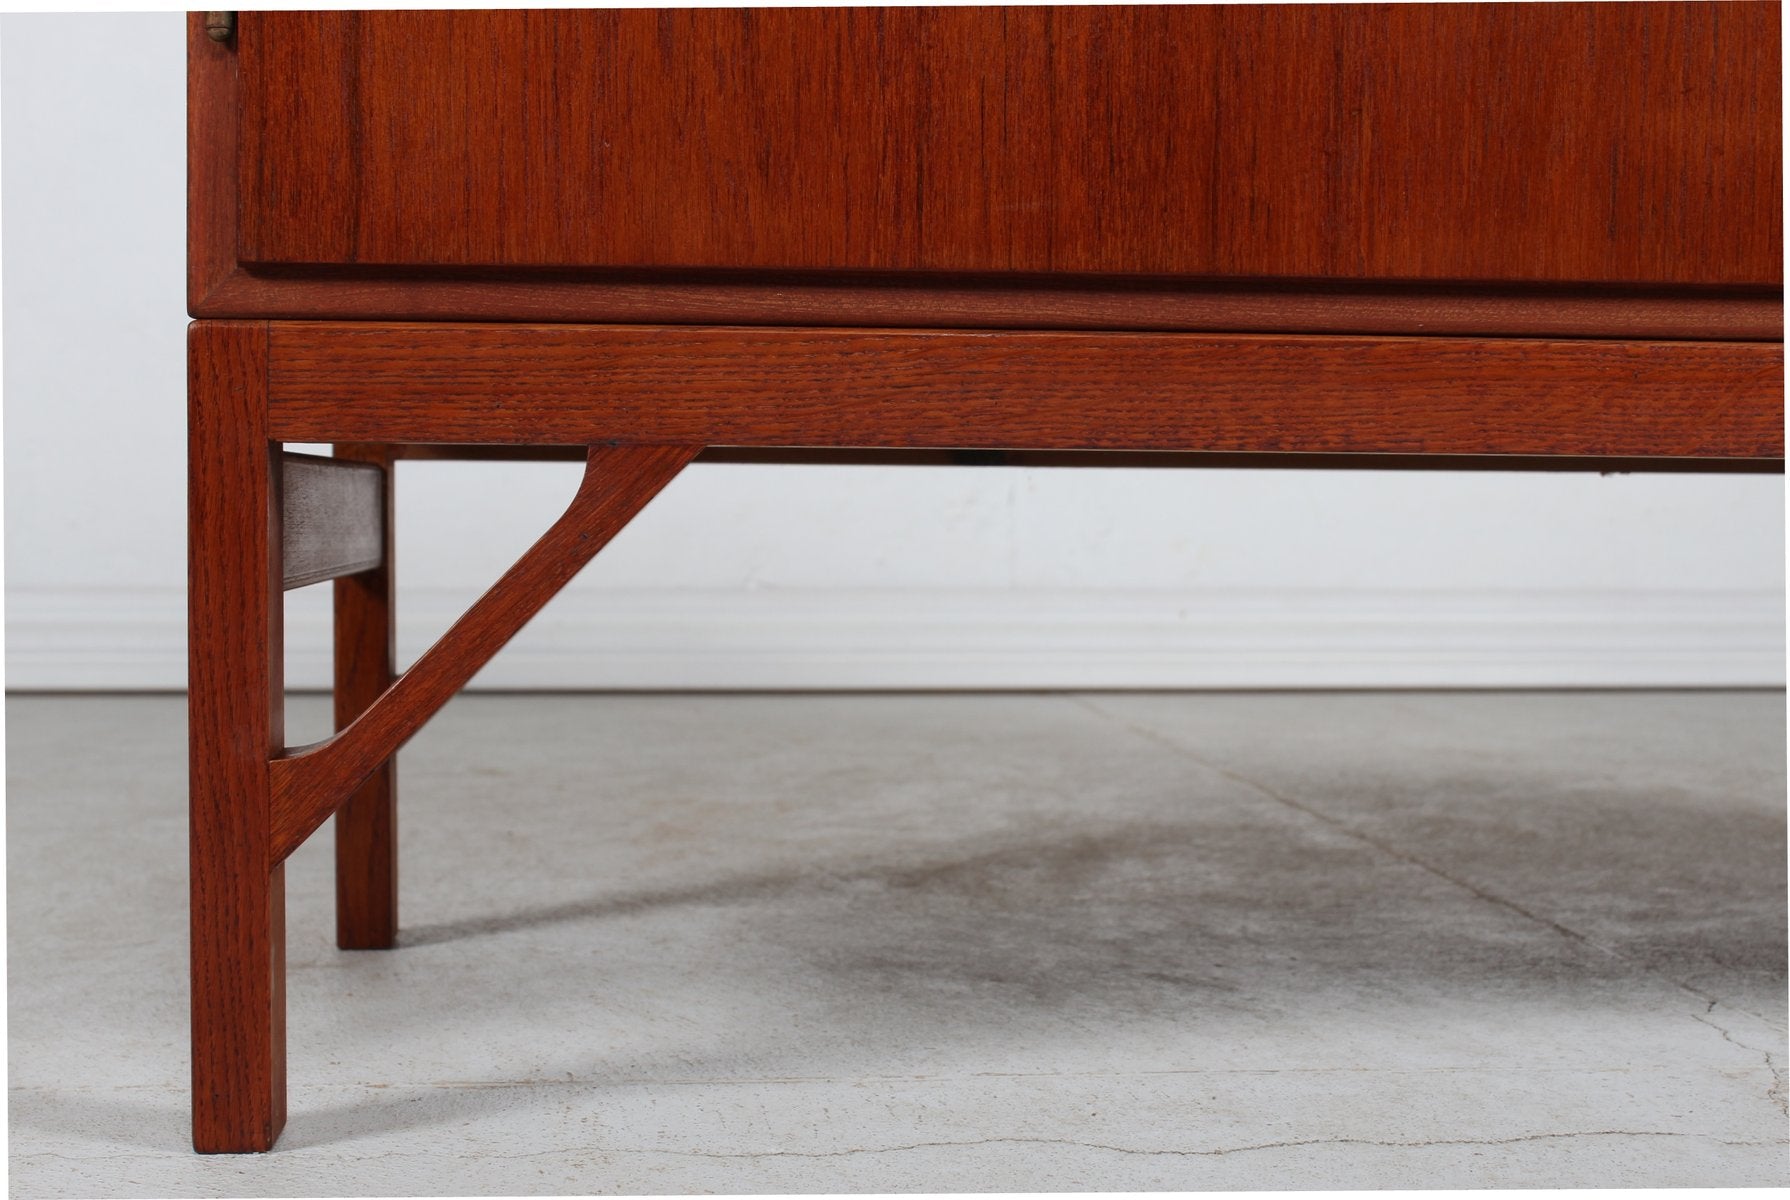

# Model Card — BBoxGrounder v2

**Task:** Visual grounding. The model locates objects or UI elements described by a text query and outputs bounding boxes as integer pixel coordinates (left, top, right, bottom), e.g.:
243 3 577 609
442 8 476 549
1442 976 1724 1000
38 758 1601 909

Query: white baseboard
5 585 1783 691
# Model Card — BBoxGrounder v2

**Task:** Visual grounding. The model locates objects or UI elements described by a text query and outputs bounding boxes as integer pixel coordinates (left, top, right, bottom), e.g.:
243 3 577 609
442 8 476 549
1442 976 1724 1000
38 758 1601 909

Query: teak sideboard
187 4 1785 1152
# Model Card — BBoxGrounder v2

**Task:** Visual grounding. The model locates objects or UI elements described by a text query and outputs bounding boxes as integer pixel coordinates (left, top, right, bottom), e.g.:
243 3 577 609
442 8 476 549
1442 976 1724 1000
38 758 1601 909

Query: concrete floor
6 691 1786 1195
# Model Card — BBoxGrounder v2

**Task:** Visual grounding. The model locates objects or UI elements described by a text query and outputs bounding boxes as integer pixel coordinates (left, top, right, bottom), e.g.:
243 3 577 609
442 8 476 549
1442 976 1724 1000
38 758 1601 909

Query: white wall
4 13 1783 691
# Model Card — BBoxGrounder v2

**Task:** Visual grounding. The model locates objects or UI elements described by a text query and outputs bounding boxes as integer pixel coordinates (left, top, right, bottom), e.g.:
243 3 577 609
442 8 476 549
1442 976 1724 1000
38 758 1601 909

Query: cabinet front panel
236 3 1782 285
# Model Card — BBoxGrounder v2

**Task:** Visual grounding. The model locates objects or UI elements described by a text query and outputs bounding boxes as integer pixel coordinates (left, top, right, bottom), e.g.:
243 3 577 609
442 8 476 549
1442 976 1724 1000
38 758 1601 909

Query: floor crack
1064 693 1777 1032
15 1129 1785 1167
484 1130 1783 1162
1066 696 1633 961
1695 1007 1789 1116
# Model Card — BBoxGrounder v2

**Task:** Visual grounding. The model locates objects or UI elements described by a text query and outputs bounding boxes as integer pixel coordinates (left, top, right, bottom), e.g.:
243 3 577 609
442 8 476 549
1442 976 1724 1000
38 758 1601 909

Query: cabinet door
233 3 1780 286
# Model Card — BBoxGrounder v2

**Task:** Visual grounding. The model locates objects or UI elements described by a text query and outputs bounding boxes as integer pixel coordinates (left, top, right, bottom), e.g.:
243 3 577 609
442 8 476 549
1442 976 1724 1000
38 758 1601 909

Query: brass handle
204 12 235 43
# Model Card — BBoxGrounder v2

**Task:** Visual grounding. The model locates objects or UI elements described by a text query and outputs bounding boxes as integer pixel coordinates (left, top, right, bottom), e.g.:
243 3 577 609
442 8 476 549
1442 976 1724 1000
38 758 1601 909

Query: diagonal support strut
268 444 699 863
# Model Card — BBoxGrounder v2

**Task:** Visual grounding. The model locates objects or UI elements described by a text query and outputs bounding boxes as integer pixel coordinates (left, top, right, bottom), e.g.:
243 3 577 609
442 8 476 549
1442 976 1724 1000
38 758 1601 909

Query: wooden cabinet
195 3 1785 336
187 4 1784 1154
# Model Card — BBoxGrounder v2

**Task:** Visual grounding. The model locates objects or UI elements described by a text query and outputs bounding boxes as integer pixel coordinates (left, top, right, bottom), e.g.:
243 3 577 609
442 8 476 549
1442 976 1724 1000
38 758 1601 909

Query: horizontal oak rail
266 325 1785 461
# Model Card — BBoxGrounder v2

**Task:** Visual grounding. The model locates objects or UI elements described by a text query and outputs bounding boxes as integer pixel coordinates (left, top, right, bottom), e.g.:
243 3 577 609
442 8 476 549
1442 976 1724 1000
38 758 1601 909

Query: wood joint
266 444 698 863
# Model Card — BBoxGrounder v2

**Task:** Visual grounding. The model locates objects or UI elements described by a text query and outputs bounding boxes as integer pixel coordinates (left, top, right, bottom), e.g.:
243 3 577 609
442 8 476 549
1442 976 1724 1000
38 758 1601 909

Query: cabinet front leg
333 444 398 949
189 321 287 1152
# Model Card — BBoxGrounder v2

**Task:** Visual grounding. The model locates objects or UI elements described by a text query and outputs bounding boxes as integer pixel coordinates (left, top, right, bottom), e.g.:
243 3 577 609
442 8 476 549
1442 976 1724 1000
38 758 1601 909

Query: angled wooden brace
267 444 699 864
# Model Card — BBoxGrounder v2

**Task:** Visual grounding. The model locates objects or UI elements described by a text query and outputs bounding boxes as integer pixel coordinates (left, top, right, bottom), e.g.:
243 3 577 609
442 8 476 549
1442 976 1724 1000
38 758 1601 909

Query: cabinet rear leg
333 444 398 949
189 321 287 1152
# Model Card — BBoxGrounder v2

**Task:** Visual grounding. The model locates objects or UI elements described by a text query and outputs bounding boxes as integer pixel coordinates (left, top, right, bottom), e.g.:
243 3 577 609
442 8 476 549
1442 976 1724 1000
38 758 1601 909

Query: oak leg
189 321 287 1152
332 444 398 949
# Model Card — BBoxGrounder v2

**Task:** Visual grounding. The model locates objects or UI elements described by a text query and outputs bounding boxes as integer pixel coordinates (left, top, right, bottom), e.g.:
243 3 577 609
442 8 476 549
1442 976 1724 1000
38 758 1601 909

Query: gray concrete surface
7 691 1786 1195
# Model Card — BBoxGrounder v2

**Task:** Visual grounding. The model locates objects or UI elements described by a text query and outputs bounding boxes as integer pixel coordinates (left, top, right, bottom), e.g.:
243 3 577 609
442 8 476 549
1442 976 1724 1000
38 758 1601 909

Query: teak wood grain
235 4 1781 286
192 269 1786 343
189 322 285 1153
264 324 1785 461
